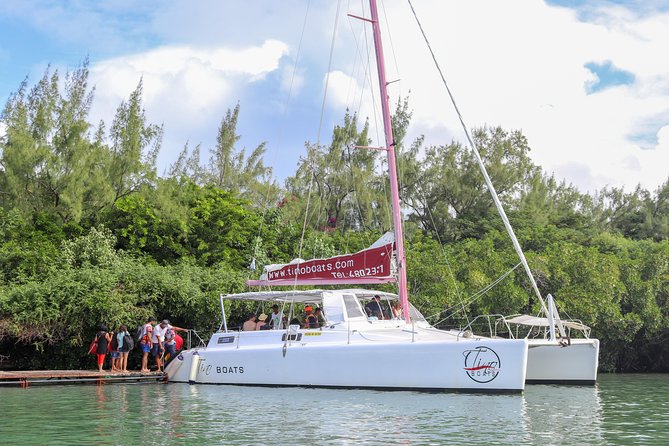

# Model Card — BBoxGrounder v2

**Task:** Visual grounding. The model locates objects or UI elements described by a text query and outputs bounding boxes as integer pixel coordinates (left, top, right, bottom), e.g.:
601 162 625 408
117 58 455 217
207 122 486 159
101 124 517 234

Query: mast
369 0 410 323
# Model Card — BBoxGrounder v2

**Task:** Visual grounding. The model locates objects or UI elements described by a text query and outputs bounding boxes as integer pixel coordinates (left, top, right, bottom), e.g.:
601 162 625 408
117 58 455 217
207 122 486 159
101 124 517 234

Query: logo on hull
463 346 500 383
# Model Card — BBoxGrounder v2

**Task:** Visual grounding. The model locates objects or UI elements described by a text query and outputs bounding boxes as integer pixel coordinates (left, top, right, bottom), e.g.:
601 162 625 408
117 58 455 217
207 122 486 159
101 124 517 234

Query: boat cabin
216 288 427 335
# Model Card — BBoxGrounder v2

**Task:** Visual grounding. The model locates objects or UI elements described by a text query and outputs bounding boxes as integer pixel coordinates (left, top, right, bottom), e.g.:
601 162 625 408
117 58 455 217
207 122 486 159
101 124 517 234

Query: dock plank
0 369 167 387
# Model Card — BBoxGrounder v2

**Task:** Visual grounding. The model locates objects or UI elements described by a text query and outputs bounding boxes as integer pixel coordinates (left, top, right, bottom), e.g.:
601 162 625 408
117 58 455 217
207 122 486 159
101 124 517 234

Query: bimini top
222 289 397 304
505 314 590 332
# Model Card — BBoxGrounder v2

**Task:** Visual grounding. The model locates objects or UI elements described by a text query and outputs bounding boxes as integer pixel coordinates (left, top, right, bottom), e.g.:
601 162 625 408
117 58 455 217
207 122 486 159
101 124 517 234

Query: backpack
135 325 144 342
123 333 135 351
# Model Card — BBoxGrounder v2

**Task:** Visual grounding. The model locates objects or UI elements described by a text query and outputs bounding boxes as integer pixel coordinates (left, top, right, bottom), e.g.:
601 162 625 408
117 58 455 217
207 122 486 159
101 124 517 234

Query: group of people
364 295 402 320
92 324 132 373
241 304 327 331
91 317 187 373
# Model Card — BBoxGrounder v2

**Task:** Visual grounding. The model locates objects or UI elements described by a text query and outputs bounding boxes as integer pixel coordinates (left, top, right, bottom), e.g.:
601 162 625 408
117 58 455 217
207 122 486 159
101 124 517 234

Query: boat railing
186 329 207 350
456 314 515 341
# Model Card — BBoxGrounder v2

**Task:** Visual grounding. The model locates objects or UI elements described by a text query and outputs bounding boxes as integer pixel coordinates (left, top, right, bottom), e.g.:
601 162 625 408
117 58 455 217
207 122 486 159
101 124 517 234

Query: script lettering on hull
463 346 500 383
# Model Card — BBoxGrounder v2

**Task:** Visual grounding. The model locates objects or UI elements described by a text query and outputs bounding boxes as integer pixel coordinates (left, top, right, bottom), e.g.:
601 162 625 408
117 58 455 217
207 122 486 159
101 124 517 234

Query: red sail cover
247 241 395 286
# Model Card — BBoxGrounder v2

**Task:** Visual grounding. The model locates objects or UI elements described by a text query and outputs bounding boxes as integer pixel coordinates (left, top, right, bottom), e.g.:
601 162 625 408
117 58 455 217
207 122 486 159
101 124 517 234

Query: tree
206 104 276 208
406 126 539 241
0 60 106 222
107 79 162 203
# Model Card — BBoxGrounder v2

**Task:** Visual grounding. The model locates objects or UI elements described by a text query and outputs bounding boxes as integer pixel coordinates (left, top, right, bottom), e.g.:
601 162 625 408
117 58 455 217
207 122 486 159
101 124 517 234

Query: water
0 374 667 445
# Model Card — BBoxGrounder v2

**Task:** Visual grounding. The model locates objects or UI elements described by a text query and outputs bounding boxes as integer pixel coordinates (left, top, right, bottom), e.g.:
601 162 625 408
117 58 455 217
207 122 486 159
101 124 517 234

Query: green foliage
2 66 669 373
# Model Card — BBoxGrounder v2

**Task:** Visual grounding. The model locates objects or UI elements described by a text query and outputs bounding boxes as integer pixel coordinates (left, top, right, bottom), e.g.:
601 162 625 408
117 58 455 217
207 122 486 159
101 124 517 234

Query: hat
258 313 268 321
305 306 313 312
161 319 169 325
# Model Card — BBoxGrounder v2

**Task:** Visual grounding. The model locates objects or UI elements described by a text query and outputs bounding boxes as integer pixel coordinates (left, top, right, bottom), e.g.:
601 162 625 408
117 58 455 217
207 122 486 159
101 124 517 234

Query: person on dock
94 325 112 373
109 329 120 372
117 325 132 373
140 317 156 373
163 321 187 362
151 319 169 372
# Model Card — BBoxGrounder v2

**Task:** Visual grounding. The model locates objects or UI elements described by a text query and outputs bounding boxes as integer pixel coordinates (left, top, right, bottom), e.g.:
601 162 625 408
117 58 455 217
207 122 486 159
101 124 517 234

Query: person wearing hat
255 313 268 330
304 306 318 329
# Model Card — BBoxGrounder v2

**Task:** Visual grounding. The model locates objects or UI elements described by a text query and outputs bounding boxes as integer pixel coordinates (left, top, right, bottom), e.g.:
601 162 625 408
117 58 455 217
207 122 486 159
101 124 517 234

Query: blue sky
1 0 668 193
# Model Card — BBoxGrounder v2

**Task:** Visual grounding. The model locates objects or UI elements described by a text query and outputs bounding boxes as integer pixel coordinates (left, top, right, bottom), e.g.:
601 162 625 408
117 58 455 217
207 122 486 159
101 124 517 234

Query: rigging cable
295 0 344 281
407 0 557 332
415 178 470 325
248 0 312 286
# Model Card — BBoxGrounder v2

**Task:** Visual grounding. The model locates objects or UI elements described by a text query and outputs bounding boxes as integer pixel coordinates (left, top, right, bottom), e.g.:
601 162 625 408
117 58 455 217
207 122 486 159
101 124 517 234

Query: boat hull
525 338 599 384
166 331 528 392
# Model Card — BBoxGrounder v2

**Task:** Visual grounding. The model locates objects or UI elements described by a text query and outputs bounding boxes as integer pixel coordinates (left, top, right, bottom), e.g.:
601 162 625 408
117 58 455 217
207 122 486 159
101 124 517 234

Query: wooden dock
0 370 167 387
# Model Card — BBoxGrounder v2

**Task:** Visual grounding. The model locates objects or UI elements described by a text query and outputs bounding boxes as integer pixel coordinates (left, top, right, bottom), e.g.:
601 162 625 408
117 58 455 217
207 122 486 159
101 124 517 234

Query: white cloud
88 39 290 170
321 0 669 193
9 0 665 192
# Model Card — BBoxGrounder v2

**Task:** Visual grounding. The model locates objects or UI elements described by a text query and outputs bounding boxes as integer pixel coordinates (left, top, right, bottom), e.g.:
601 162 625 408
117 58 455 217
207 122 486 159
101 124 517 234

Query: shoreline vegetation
1 62 668 373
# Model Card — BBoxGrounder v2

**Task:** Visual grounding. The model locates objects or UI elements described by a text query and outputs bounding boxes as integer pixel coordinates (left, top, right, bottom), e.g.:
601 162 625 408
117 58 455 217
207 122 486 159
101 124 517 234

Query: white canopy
505 314 590 332
222 289 398 304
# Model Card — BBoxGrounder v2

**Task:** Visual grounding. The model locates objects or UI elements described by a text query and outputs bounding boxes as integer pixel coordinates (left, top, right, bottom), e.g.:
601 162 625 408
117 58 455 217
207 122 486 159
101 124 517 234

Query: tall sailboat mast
369 0 410 323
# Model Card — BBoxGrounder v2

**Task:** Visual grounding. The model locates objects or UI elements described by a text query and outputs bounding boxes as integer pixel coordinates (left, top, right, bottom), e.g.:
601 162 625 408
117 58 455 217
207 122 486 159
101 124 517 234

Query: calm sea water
0 374 667 445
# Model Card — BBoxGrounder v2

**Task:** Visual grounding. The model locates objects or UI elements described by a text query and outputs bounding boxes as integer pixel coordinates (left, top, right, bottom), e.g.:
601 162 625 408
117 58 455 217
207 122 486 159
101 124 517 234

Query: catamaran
166 0 529 392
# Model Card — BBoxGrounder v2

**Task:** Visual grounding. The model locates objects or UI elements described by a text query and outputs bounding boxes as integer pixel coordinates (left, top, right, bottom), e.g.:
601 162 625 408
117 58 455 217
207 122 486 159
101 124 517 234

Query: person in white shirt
151 320 169 371
269 305 282 329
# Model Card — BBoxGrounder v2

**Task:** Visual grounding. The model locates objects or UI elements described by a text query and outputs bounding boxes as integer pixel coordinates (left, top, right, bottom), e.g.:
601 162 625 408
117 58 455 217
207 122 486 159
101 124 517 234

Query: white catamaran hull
526 338 599 384
167 330 528 392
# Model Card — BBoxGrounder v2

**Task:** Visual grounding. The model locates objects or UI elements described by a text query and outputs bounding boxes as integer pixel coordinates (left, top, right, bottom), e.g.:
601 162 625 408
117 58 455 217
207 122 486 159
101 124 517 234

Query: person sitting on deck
314 307 326 327
242 314 257 331
304 306 318 329
391 301 402 319
255 314 268 330
365 295 385 320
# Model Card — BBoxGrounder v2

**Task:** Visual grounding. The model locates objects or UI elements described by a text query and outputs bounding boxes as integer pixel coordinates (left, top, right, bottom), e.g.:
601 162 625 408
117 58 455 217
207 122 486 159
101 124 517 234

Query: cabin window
217 336 235 344
342 294 365 318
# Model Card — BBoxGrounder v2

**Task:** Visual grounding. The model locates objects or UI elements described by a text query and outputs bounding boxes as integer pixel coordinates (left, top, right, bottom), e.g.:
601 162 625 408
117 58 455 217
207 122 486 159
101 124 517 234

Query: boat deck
0 370 167 387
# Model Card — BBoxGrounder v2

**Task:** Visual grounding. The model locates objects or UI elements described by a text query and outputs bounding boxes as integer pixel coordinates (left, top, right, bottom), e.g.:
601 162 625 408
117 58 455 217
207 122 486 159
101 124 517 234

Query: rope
295 0 343 268
407 0 554 328
248 0 312 286
416 178 469 325
427 262 522 326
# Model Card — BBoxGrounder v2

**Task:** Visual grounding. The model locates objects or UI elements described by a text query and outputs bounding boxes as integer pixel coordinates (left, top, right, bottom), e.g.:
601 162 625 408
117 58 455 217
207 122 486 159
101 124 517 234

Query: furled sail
247 233 396 286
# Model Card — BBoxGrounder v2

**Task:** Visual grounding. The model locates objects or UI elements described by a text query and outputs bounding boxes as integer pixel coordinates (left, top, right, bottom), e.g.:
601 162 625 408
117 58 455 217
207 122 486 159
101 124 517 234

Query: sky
0 0 668 194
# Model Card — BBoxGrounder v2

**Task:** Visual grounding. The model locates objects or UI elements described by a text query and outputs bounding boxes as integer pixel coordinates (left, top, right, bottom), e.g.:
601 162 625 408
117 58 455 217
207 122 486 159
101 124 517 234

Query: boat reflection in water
522 384 604 445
